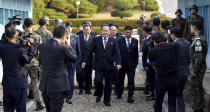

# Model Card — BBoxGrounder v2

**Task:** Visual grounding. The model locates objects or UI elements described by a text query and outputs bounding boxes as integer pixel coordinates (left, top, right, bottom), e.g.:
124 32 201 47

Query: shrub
139 0 158 11
111 0 134 19
49 19 139 28
44 9 68 20
111 10 133 19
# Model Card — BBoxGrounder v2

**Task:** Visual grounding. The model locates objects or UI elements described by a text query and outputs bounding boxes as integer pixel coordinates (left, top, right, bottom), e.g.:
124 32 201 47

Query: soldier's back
34 27 52 43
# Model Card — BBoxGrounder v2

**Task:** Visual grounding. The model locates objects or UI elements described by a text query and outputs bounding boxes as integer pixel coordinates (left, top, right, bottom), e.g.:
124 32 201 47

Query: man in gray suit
39 25 77 112
170 27 191 112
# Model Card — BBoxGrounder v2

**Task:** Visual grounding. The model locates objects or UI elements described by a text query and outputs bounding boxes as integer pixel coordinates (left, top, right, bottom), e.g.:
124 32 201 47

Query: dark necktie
104 37 107 48
85 35 88 46
127 39 131 52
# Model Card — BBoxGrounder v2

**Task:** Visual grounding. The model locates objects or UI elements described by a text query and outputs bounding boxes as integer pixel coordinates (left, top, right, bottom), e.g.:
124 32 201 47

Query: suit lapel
122 37 129 52
99 36 105 49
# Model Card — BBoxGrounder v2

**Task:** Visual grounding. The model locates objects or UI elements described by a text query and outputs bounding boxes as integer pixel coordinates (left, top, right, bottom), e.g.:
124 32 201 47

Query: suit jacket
148 42 178 79
118 37 139 69
39 38 77 93
175 38 191 76
0 42 34 88
85 36 121 70
67 34 81 69
78 34 95 67
142 36 152 68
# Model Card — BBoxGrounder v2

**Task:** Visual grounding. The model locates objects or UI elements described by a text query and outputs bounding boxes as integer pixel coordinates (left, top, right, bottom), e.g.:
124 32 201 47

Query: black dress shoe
85 91 92 94
104 102 111 106
78 90 83 95
116 95 122 99
35 102 45 111
127 98 134 103
96 96 102 103
66 99 73 104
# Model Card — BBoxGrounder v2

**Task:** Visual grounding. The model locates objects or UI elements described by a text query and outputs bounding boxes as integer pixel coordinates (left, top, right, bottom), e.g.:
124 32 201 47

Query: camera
17 33 34 47
8 15 22 26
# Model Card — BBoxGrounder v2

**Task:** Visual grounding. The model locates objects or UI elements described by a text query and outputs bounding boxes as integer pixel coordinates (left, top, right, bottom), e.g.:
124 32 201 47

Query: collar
53 38 61 44
146 35 151 40
102 36 108 40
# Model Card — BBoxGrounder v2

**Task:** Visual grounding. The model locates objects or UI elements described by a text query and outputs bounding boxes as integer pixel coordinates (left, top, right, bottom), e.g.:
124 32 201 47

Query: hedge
71 27 125 35
49 19 139 28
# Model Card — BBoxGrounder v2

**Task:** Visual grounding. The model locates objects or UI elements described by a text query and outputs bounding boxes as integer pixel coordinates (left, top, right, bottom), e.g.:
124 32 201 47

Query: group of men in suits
38 20 139 111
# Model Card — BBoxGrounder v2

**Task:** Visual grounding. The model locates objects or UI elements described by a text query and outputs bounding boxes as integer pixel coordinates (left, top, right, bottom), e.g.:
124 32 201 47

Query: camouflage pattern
23 30 42 102
186 35 208 110
184 15 204 42
34 26 52 43
171 17 186 33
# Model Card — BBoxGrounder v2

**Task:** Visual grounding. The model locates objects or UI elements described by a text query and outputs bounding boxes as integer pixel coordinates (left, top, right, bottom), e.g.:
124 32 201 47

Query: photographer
0 27 34 112
21 18 44 111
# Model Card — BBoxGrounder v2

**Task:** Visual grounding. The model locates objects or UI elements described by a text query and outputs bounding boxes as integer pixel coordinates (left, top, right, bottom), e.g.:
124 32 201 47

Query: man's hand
192 72 196 77
144 66 149 71
116 64 121 71
82 62 86 69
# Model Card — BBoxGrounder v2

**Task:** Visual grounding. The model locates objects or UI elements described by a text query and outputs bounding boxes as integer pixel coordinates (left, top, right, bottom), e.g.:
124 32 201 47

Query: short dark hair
191 20 203 31
24 18 34 27
101 24 109 30
83 20 91 26
143 26 152 33
151 31 165 43
83 24 91 29
124 26 133 31
161 20 170 29
5 27 17 38
170 27 183 38
65 21 73 27
53 25 67 38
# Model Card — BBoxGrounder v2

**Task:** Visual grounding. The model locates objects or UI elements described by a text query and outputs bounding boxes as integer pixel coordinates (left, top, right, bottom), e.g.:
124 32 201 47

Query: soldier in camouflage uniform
22 18 44 111
34 16 52 43
186 20 208 112
184 5 204 42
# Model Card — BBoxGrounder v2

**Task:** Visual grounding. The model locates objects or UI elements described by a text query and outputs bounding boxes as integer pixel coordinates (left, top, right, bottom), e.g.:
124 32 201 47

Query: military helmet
175 9 183 15
54 18 63 25
190 5 198 11
143 20 149 25
41 16 50 21
24 18 34 25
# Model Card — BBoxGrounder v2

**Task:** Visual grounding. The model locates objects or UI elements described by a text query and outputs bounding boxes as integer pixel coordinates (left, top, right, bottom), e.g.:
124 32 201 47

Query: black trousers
76 65 92 92
147 66 156 96
112 68 119 93
155 77 177 112
94 69 112 103
42 92 65 112
3 87 26 112
116 68 135 98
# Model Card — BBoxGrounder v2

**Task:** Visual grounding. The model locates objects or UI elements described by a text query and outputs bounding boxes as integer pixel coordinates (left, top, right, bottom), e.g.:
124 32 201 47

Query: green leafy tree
33 0 45 24
111 0 134 19
87 0 107 11
73 0 98 14
139 0 159 11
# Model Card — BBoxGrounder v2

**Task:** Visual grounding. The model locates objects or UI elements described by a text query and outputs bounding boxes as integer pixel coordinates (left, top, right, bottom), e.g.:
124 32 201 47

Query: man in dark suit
77 24 94 95
77 20 97 37
170 27 191 112
64 22 81 104
39 25 77 112
148 31 178 112
116 26 139 103
82 24 121 106
142 26 156 100
109 24 122 95
0 27 34 112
